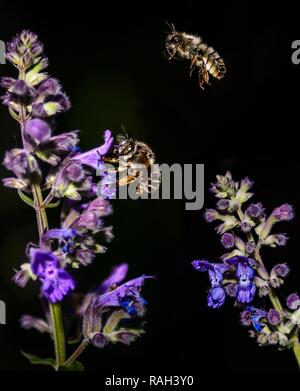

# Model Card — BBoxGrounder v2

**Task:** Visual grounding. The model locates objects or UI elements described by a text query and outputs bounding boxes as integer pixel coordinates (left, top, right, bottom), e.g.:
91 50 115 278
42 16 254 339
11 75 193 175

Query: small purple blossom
240 309 253 326
240 177 254 193
96 263 129 295
216 199 230 211
273 234 289 246
73 130 114 170
246 202 265 218
287 293 300 310
221 232 235 249
264 233 290 247
268 309 281 325
204 209 219 222
207 286 226 309
24 118 51 145
242 306 267 332
240 220 252 233
29 247 75 303
93 274 154 314
245 242 256 254
226 256 256 303
82 269 154 348
12 266 31 287
192 260 228 308
50 131 114 200
20 315 50 333
3 149 31 177
272 204 294 221
272 263 290 278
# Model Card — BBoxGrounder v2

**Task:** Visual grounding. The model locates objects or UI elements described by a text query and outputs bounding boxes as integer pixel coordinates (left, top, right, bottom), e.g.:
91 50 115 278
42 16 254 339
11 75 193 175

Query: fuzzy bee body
165 24 226 89
103 132 160 195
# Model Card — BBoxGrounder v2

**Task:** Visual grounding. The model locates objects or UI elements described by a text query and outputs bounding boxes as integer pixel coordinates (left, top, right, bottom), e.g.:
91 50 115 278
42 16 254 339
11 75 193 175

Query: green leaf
17 189 35 208
9 107 20 121
61 361 85 371
46 199 61 209
67 333 82 345
21 351 56 368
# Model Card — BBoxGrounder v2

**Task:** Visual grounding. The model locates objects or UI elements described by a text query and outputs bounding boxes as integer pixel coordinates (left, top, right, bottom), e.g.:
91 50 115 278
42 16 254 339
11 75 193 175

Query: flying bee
102 129 160 195
165 22 226 89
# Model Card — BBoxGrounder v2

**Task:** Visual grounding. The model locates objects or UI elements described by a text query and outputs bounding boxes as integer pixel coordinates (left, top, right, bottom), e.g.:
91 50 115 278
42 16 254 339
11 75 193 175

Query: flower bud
221 233 235 249
245 202 265 218
287 293 300 310
63 162 83 182
268 332 279 345
272 204 294 221
268 309 281 325
24 118 51 145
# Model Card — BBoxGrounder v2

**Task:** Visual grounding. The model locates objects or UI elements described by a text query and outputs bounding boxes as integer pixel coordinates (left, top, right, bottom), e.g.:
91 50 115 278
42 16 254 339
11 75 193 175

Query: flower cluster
1 30 155 370
21 263 153 349
192 172 300 359
82 264 153 348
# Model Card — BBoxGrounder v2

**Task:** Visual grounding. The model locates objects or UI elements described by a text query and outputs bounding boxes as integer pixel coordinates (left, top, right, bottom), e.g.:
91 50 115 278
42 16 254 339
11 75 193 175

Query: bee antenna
165 20 175 32
120 124 129 139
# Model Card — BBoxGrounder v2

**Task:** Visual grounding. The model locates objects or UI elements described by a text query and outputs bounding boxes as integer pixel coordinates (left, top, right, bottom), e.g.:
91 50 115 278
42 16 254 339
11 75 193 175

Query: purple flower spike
29 247 75 303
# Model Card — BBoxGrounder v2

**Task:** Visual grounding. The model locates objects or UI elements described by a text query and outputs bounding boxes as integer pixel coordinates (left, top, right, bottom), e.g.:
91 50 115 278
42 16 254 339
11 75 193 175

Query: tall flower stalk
192 172 300 369
1 30 154 371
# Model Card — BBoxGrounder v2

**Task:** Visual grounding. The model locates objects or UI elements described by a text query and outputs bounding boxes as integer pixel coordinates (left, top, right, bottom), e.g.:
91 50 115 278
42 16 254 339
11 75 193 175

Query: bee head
165 32 184 55
115 134 136 156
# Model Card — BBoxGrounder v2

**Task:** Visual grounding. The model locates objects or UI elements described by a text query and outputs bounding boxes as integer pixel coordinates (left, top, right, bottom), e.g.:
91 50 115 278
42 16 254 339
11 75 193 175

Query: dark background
0 1 300 374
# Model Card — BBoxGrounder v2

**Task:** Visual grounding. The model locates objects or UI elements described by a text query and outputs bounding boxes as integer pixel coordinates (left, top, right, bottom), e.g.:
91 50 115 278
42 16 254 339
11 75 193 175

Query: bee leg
118 175 137 187
198 62 210 89
189 56 197 77
168 49 177 61
103 156 120 164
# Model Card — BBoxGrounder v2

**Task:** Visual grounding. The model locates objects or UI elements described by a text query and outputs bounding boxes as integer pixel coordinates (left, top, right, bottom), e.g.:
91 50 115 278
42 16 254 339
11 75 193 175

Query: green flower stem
18 87 66 370
292 336 300 369
27 144 66 370
49 303 66 369
63 340 89 368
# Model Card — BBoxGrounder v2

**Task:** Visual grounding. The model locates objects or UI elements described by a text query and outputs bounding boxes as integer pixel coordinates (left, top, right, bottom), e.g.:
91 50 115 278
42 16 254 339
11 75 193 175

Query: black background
0 1 300 375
